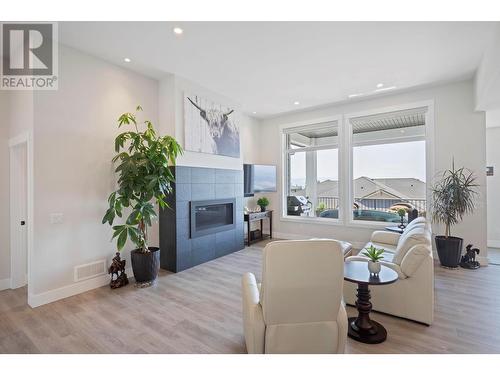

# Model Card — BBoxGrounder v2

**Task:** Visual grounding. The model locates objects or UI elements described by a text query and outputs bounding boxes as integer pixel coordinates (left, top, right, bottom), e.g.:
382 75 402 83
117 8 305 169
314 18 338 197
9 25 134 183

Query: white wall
31 45 159 299
486 126 500 247
8 91 34 138
261 80 487 258
475 23 500 111
0 91 11 286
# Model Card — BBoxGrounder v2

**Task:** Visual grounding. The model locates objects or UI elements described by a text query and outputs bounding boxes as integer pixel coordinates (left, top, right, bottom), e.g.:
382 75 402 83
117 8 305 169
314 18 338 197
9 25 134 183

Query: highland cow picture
184 94 241 158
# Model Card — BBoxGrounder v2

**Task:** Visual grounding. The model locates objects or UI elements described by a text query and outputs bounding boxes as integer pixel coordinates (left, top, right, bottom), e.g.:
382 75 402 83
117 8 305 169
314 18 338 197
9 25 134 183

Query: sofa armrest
371 231 401 246
336 301 348 353
345 256 406 279
241 272 265 354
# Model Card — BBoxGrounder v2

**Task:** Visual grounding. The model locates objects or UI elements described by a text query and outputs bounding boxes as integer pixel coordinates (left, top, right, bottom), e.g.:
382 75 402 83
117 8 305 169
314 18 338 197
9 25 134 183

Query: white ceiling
59 22 498 118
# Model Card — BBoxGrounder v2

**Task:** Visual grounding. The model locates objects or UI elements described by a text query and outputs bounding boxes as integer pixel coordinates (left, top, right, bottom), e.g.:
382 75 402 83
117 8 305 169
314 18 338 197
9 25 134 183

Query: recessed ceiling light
124 57 131 63
375 86 397 93
252 111 257 114
173 27 183 35
376 83 384 88
293 101 300 105
348 93 364 98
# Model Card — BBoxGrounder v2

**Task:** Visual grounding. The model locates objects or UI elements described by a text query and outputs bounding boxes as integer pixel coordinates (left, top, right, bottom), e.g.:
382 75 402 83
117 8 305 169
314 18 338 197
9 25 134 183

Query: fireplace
190 198 236 238
160 166 244 273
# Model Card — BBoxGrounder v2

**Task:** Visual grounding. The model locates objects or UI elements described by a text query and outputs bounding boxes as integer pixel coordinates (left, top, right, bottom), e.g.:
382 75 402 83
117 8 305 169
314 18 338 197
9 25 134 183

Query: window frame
280 115 344 225
344 101 434 228
279 100 435 229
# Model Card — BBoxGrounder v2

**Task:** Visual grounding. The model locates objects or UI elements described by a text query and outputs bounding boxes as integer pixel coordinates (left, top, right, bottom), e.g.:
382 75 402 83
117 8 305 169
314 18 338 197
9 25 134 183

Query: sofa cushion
370 231 401 246
392 225 431 265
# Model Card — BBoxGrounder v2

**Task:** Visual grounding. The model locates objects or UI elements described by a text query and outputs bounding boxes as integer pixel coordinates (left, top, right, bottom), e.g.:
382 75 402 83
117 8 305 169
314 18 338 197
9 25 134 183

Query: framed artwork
184 94 240 158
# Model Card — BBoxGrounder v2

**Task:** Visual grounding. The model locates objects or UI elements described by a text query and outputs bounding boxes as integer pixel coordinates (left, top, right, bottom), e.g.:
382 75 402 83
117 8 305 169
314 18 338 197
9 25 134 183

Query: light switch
50 213 63 224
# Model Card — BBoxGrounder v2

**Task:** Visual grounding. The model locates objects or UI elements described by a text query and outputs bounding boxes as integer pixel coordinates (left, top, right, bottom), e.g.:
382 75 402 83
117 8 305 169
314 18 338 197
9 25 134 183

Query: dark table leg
269 212 272 238
347 283 387 344
247 219 251 246
260 219 263 240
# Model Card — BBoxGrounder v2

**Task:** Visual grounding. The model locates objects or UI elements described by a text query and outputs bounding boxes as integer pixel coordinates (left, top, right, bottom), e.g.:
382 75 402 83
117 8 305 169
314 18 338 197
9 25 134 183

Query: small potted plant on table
431 161 477 268
397 208 407 229
257 197 269 212
102 106 182 286
315 202 326 217
362 245 385 275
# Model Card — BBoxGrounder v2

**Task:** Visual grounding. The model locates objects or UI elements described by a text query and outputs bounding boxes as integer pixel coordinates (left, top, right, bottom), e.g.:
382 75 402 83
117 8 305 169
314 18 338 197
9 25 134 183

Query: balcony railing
317 196 426 213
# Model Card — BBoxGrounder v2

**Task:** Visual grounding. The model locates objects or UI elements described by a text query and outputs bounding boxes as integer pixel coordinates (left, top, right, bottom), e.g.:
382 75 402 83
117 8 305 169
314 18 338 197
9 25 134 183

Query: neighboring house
293 176 426 212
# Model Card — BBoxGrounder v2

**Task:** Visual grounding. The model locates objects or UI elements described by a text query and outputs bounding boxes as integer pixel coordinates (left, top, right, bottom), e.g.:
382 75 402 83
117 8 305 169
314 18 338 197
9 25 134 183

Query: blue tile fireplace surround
159 166 245 272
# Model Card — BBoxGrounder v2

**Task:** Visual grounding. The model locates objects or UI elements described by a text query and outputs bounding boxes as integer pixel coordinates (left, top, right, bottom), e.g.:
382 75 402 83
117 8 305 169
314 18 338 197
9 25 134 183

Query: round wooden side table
344 261 399 344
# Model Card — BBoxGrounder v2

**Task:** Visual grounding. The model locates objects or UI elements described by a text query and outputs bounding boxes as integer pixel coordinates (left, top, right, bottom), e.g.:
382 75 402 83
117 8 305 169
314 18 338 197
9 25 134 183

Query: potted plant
315 202 326 216
362 245 385 275
102 106 183 284
397 208 407 229
431 161 477 268
257 197 269 212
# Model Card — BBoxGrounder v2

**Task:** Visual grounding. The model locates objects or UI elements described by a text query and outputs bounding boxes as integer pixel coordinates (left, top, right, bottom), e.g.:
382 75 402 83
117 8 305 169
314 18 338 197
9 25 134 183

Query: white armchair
343 218 434 325
242 240 348 353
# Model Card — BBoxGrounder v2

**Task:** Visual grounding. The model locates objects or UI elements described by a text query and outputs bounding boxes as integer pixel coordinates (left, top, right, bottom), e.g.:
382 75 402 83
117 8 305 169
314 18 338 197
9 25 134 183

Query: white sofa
343 217 434 325
241 240 347 353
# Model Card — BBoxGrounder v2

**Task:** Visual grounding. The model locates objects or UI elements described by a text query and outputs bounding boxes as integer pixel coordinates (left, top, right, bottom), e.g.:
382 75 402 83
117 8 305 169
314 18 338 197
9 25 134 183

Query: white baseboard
0 278 11 291
273 231 365 250
487 240 500 249
477 256 490 266
28 267 133 308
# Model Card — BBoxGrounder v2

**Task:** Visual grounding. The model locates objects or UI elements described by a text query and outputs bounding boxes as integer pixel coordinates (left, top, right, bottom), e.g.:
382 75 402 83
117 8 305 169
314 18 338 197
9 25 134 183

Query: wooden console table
244 210 273 245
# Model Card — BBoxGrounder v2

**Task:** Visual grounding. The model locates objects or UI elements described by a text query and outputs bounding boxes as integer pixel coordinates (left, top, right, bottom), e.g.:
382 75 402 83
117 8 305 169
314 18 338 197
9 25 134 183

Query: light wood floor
1 243 500 354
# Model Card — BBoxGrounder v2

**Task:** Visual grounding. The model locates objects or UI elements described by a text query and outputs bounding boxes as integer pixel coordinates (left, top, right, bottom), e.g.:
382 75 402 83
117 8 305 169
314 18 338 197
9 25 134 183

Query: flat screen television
243 164 277 197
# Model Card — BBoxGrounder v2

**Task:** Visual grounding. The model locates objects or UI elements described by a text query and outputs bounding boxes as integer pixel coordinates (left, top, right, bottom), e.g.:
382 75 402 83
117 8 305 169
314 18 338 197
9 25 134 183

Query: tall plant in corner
102 106 182 283
431 160 477 268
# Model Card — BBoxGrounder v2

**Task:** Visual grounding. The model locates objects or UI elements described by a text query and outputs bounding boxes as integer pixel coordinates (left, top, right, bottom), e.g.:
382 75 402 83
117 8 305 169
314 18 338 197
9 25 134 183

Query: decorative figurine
460 244 480 269
108 252 129 288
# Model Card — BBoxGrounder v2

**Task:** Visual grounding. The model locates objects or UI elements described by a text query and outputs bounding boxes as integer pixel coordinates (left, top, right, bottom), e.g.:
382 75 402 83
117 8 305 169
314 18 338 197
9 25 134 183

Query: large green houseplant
102 106 182 283
431 161 477 268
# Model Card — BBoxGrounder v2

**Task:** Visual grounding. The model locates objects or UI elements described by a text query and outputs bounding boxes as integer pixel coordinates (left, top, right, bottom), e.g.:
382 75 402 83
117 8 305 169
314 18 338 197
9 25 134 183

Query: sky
290 140 426 186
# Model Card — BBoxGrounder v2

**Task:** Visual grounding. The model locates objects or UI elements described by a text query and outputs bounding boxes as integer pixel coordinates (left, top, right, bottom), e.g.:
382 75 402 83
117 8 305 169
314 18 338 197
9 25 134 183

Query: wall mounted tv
243 164 277 197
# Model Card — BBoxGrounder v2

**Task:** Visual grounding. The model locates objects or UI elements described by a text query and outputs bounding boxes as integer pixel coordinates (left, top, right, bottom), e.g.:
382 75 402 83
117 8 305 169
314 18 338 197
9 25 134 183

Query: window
350 107 427 224
284 121 340 220
281 105 429 226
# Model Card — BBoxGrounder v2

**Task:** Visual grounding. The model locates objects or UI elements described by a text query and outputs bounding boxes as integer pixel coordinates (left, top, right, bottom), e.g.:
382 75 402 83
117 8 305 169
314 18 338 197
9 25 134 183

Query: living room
1 1 500 373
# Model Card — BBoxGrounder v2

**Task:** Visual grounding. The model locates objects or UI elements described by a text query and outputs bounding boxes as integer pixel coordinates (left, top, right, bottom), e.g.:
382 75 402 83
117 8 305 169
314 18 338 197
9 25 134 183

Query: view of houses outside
290 141 426 221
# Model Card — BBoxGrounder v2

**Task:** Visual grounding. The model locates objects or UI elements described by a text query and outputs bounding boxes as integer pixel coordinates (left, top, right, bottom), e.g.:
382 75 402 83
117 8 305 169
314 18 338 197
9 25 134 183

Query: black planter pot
130 247 160 283
260 205 267 212
435 236 463 268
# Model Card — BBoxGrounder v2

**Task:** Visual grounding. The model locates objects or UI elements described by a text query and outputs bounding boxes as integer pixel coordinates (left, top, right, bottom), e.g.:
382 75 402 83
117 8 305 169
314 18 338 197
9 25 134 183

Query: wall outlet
50 213 63 224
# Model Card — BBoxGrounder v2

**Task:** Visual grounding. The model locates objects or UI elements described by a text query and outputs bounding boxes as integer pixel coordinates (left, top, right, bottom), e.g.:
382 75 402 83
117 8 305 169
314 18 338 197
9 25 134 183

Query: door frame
9 131 34 301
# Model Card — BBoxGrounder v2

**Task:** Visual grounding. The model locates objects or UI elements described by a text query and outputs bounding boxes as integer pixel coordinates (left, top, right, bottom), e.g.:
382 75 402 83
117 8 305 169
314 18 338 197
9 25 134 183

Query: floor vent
74 259 107 282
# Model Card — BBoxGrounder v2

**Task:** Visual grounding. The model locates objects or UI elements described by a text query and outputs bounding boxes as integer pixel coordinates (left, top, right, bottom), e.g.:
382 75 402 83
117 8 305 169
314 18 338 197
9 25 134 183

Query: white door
10 141 28 289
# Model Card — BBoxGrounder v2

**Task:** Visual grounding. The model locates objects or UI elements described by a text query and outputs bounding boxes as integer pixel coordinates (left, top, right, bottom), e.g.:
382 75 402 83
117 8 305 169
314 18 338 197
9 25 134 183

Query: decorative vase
260 205 266 212
368 261 381 275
